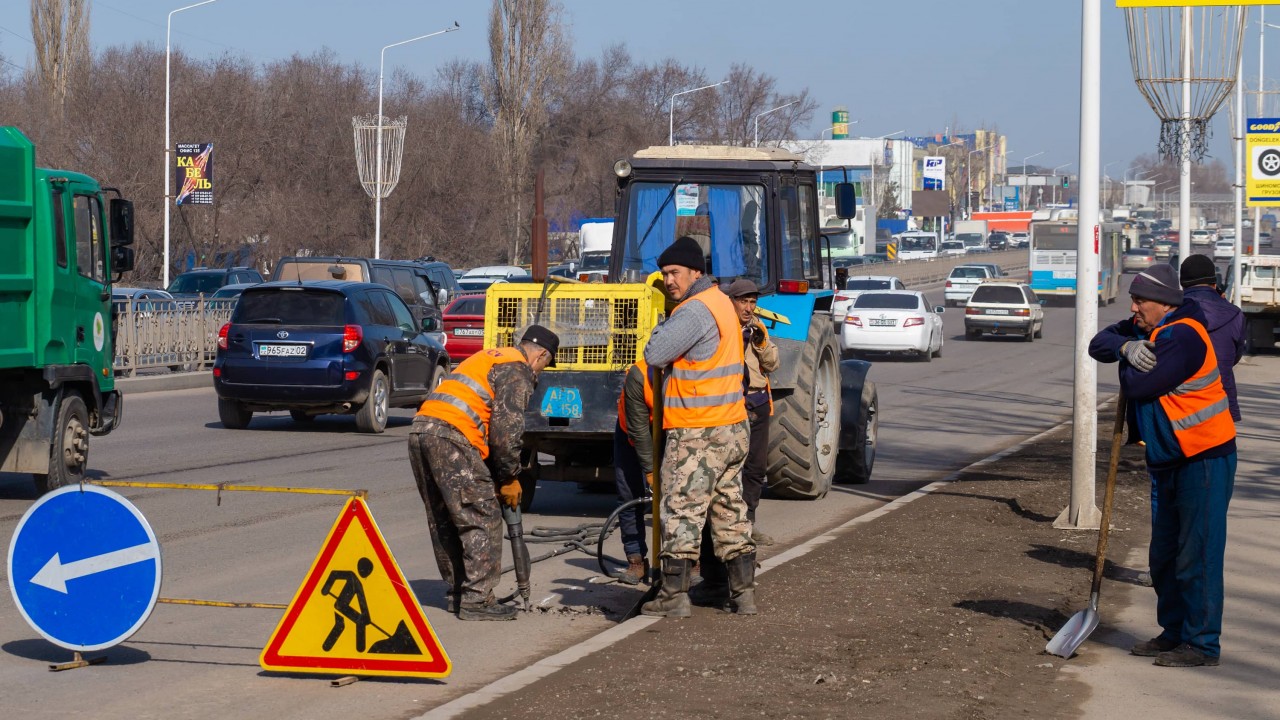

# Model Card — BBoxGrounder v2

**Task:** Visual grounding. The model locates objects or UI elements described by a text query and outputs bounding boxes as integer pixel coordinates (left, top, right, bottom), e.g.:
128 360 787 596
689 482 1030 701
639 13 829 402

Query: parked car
213 281 449 433
831 276 908 323
462 265 530 282
940 239 967 257
413 258 464 303
1010 231 1030 249
271 256 445 342
987 232 1009 251
840 290 945 361
167 267 264 307
458 277 507 294
944 265 994 307
964 281 1044 341
1191 229 1214 246
1214 239 1235 260
442 293 486 363
1259 231 1272 247
209 282 259 303
1122 247 1157 273
111 287 175 321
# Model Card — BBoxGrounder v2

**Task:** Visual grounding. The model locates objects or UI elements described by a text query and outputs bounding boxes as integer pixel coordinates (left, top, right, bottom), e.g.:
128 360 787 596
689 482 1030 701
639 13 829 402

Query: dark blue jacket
1183 284 1245 421
1089 300 1236 469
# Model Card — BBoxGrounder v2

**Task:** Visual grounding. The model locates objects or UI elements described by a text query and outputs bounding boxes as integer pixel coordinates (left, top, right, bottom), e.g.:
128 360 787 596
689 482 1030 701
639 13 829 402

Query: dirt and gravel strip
456 405 1153 720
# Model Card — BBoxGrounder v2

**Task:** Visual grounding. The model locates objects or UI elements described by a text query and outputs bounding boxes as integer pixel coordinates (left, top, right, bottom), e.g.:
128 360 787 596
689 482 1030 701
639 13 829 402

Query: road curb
116 372 212 395
414 404 1097 720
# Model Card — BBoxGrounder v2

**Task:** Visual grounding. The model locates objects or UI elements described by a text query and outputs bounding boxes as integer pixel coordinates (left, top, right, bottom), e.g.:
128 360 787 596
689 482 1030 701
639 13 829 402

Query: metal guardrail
882 248 1030 287
112 297 234 377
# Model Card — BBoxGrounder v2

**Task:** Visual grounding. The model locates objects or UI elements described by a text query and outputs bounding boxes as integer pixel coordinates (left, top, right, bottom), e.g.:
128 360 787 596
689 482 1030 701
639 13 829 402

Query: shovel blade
1045 606 1099 658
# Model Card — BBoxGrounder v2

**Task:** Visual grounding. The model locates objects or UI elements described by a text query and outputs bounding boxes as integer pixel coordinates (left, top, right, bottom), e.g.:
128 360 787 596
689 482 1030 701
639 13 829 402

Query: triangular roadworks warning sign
260 497 450 678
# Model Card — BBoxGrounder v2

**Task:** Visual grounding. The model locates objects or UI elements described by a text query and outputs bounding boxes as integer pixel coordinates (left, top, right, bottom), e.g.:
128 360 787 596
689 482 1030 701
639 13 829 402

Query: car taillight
965 307 980 315
217 323 230 350
343 325 362 353
834 293 851 302
844 315 862 327
903 317 925 327
945 280 953 288
345 371 359 381
1014 308 1030 316
777 279 809 294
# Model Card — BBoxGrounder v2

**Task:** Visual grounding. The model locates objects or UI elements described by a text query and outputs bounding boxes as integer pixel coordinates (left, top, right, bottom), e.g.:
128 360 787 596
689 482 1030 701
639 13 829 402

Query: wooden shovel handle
1091 393 1127 597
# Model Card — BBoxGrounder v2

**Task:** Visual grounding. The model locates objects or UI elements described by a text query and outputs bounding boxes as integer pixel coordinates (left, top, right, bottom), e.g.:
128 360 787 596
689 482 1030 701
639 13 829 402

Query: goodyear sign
1246 118 1280 208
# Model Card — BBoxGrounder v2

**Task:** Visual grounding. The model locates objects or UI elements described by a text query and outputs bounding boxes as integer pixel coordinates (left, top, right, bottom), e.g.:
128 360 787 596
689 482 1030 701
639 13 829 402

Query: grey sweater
643 276 721 367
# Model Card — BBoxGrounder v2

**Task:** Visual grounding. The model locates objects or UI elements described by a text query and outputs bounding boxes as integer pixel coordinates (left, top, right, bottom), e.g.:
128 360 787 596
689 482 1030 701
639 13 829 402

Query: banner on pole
1246 118 1280 208
922 156 945 190
175 143 214 205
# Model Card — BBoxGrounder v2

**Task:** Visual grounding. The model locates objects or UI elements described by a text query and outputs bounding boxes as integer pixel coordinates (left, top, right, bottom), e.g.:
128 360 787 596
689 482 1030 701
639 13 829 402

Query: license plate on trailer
258 343 308 358
540 387 583 418
453 328 483 337
869 319 896 327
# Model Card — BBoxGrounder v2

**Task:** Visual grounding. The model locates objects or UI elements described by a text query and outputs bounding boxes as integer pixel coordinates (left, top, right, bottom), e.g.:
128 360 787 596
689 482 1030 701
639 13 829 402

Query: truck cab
0 127 134 493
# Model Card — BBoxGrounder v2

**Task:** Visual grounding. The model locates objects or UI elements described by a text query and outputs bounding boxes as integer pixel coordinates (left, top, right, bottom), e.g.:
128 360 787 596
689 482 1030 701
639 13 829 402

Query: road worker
613 358 655 585
640 235 756 618
408 325 559 621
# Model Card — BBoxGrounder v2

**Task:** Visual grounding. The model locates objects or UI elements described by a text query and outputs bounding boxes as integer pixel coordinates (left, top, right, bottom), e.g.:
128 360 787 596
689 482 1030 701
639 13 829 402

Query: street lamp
669 80 728 146
753 101 798 148
1051 162 1073 206
1101 161 1118 209
967 144 994 216
1021 151 1044 211
373 22 461 259
164 0 219 290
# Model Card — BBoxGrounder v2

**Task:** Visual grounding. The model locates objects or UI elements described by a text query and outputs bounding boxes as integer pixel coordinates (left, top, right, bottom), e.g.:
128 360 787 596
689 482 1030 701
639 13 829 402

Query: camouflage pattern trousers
659 420 754 562
407 418 503 607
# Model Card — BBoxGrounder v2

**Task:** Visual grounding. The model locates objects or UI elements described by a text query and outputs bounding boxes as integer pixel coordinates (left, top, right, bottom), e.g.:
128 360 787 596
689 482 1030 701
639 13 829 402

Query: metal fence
112 298 235 377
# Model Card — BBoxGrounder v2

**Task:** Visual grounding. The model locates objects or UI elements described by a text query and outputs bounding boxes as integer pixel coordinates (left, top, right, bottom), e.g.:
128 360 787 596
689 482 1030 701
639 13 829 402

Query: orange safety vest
662 287 748 430
1151 317 1236 458
416 347 525 459
617 359 655 442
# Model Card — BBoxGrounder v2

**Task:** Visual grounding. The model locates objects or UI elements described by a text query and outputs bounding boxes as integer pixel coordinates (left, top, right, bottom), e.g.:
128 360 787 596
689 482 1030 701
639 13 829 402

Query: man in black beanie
1180 254 1245 421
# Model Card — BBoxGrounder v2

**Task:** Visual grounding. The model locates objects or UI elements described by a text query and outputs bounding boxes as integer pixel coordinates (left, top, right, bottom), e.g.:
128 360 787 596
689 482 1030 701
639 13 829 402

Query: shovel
1046 392 1127 658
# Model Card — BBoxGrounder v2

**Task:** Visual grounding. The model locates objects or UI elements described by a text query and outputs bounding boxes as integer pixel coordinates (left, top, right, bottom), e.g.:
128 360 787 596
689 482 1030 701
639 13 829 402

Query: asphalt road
0 274 1141 719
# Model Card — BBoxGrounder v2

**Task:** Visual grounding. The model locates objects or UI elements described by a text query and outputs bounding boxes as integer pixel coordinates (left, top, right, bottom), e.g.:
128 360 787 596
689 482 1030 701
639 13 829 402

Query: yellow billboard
1119 1 1280 6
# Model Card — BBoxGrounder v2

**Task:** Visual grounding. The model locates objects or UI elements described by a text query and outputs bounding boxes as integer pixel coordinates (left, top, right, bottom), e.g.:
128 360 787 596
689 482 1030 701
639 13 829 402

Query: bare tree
30 0 89 109
486 0 569 264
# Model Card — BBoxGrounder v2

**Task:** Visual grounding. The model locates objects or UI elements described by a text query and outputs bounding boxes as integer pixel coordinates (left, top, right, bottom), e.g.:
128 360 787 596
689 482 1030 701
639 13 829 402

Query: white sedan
1213 239 1234 260
830 275 907 324
841 290 945 361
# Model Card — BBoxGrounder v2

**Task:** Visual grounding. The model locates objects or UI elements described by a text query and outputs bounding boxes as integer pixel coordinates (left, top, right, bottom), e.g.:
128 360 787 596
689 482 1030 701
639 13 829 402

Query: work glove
750 320 768 348
1121 340 1158 372
497 478 522 509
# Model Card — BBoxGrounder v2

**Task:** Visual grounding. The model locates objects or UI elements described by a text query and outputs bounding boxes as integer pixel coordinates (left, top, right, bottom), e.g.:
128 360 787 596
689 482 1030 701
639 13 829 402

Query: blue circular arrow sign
7 485 162 651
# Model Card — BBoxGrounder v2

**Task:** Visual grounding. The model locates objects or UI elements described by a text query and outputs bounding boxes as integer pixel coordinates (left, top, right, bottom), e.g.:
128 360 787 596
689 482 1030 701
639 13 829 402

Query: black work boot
690 555 729 606
458 601 518 621
1131 636 1179 657
1154 644 1220 667
641 559 692 618
726 553 758 615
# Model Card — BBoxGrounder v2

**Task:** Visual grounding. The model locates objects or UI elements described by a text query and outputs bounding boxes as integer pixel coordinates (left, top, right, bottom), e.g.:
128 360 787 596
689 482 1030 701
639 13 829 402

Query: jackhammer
502 501 533 611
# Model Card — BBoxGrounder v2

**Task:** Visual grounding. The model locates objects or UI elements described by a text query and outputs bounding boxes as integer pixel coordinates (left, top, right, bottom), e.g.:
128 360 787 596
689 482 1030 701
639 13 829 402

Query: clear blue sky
3 0 1280 176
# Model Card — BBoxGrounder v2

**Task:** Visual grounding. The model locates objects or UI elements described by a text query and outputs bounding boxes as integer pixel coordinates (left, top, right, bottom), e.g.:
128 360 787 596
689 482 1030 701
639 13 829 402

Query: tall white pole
373 24 460 260
1235 9 1247 306
668 80 728 146
752 100 798 149
164 0 218 290
1256 8 1264 258
1179 6 1193 262
1058 0 1102 530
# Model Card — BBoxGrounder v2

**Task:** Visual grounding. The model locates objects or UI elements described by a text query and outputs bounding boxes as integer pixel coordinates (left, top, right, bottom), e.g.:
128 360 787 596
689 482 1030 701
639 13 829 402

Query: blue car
213 281 449 432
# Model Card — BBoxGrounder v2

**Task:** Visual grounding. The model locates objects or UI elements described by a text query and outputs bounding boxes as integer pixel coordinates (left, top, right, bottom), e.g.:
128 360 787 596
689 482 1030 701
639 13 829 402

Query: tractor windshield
618 181 769 287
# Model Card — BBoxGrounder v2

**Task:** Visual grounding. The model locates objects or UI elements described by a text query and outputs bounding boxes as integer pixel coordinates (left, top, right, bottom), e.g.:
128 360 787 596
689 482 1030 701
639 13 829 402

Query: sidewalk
1073 355 1280 719
420 355 1278 720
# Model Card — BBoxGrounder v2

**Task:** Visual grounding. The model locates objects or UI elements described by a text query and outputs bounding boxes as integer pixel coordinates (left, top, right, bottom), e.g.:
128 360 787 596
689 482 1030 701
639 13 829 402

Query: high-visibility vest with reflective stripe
416 347 525 459
663 288 748 429
1151 317 1236 458
617 360 654 443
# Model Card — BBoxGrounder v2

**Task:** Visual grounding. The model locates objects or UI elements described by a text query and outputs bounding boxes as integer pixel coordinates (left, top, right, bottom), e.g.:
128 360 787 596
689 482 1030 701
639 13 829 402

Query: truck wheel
835 383 877 485
218 397 253 429
34 393 90 495
355 370 389 433
768 317 840 500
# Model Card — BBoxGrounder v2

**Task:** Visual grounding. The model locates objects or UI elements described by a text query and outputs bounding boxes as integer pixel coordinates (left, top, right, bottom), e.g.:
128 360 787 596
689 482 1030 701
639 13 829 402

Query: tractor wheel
33 393 90 495
835 383 877 485
768 316 840 500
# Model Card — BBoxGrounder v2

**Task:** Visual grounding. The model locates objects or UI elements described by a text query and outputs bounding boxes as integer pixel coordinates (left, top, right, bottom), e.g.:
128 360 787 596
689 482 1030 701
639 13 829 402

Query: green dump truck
0 127 135 493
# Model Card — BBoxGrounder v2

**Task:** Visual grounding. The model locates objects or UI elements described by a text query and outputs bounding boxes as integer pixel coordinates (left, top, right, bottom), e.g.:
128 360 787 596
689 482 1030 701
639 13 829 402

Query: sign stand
49 651 107 672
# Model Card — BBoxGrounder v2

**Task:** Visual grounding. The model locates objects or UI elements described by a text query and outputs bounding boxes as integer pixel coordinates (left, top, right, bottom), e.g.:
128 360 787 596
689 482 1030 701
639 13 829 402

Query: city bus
1027 220 1122 303
892 231 939 261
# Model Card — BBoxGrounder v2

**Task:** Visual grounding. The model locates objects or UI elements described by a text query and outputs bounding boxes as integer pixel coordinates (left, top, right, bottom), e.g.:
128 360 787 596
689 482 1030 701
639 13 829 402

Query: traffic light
1061 175 1070 189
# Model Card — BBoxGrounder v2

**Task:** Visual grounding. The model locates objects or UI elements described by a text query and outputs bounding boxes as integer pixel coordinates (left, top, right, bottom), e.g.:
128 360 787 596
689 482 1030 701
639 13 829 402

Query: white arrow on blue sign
7 485 162 651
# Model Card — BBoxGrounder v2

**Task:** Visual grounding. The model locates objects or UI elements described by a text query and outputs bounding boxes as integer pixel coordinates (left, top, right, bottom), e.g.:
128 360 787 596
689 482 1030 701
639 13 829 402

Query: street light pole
967 144 993 217
1021 151 1044 211
1101 160 1118 211
164 0 218 290
669 80 728 146
374 22 460 260
753 101 798 148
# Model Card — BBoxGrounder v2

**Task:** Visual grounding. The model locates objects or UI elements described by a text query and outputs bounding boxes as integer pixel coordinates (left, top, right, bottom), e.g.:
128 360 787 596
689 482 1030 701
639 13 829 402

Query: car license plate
540 387 583 419
985 309 1010 315
258 343 308 358
869 319 896 327
453 327 483 337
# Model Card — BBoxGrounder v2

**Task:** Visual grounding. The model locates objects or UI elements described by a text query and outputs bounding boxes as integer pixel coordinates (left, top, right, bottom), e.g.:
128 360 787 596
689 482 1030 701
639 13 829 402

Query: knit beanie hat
656 236 706 273
1179 253 1218 288
1130 263 1184 306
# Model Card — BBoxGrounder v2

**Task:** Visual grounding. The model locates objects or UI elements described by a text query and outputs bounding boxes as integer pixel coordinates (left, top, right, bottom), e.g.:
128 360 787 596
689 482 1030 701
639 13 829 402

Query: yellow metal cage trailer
485 146 878 509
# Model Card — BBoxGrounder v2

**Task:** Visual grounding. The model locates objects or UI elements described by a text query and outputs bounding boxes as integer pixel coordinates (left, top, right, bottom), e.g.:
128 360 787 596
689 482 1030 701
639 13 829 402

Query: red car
443 294 486 363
